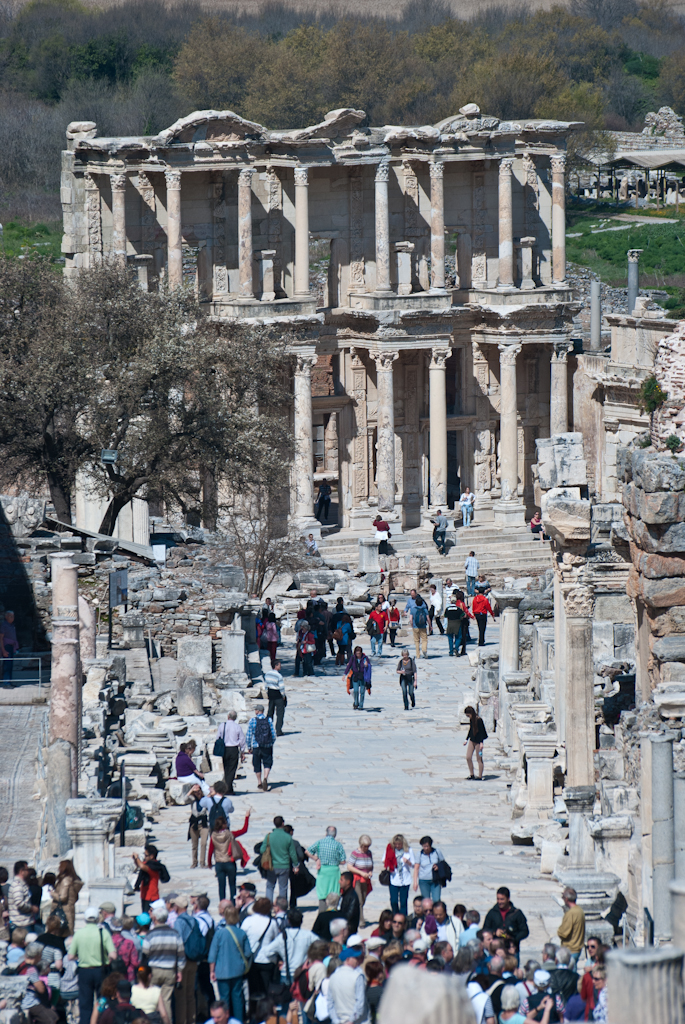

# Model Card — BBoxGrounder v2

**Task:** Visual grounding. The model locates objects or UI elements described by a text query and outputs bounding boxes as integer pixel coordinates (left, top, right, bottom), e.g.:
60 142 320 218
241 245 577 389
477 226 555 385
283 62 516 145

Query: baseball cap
534 970 551 987
84 907 99 922
135 913 151 927
165 892 179 902
366 937 386 951
99 902 116 913
339 947 363 962
239 882 256 894
190 887 208 898
150 898 166 911
346 934 363 948
413 938 432 952
174 895 189 909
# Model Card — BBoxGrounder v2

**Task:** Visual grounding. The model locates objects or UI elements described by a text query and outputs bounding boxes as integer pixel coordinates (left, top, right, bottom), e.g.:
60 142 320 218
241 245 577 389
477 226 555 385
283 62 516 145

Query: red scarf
384 844 398 871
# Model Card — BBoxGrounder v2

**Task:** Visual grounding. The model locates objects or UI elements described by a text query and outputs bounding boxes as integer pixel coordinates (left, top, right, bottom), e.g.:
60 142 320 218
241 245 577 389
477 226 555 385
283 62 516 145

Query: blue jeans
215 860 237 900
2 651 14 682
448 633 458 655
217 977 245 1022
400 676 414 709
419 878 441 901
370 635 383 656
389 883 409 915
462 504 473 527
466 576 476 597
353 678 365 708
435 530 446 554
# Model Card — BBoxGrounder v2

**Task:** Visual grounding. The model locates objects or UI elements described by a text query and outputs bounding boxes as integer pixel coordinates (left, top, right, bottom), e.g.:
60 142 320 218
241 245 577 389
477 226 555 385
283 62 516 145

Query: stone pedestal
520 236 535 290
429 162 446 293
551 153 566 284
177 635 212 676
395 242 414 295
358 538 381 572
87 878 128 916
503 671 530 750
177 675 204 716
563 585 595 787
238 168 254 299
165 170 182 289
374 162 392 294
256 249 277 302
294 168 311 299
641 730 676 941
494 343 526 526
65 798 121 883
121 611 145 649
498 158 514 289
374 350 399 513
221 619 247 676
134 254 153 292
607 947 684 1024
520 727 558 816
557 785 620 932
119 752 158 789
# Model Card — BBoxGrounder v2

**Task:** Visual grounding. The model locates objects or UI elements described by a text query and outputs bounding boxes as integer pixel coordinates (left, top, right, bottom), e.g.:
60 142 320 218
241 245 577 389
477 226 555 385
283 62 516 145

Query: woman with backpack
50 860 83 936
367 603 388 658
388 600 401 647
208 811 251 901
454 590 473 656
345 646 371 710
396 648 417 710
464 706 488 781
110 919 139 982
336 614 354 666
295 623 316 677
131 966 170 1024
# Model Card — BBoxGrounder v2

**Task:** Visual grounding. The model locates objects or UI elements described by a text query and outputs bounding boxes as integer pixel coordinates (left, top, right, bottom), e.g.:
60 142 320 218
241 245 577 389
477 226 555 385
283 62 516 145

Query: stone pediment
157 110 267 144
269 107 366 142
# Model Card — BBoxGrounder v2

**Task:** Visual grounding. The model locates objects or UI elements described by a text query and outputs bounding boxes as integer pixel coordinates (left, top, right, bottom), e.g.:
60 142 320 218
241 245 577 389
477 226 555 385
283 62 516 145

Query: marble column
498 158 514 289
551 153 567 284
110 173 127 267
550 341 572 435
641 731 676 941
520 236 535 290
627 248 642 313
429 347 450 508
292 348 319 533
165 170 182 289
238 167 254 300
294 167 311 298
492 589 524 746
494 343 525 525
563 584 595 787
374 350 399 512
430 161 446 292
375 162 392 294
607 947 684 1024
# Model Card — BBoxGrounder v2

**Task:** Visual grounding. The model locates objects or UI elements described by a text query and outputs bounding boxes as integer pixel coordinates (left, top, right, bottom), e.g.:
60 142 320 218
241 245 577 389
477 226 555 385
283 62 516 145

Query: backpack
414 604 428 629
180 914 206 962
113 1005 139 1024
254 717 273 748
207 796 226 832
202 920 216 961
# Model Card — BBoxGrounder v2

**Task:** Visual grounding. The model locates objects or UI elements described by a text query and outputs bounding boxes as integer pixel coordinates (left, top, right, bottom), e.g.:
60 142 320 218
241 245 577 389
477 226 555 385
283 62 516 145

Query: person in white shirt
264 662 287 736
460 487 475 527
214 712 246 795
464 551 479 598
327 947 369 1024
305 534 319 557
261 908 317 979
385 834 415 916
428 585 444 636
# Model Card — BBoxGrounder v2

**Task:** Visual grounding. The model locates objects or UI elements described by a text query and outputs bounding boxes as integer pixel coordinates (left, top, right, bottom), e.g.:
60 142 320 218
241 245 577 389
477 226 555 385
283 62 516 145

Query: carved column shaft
563 585 595 787
110 174 127 267
375 162 392 294
294 166 310 298
430 162 445 292
498 344 521 502
84 173 102 265
238 167 254 299
429 347 450 507
49 554 80 796
165 170 182 289
550 342 571 435
293 351 318 520
374 350 399 512
551 153 566 284
498 158 514 289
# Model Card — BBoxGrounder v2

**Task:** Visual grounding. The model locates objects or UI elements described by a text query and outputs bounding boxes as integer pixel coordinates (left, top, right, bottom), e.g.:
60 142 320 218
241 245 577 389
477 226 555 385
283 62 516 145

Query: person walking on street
455 590 473 656
246 705 277 792
141 906 185 1024
9 862 37 929
409 595 429 659
315 481 332 522
263 614 279 669
428 585 445 636
260 816 300 904
472 591 495 646
464 552 479 599
413 837 447 903
483 887 529 951
68 906 117 1024
384 835 415 916
295 623 316 677
460 488 475 528
388 600 400 647
345 647 371 711
366 604 387 658
265 662 287 737
209 812 251 902
308 827 347 912
396 649 417 710
338 614 354 666
208 906 252 1022
557 887 585 967
214 712 246 795
430 510 448 556
444 598 465 657
464 706 488 781
186 788 209 869
283 825 312 910
373 515 391 556
0 610 19 686
347 836 373 929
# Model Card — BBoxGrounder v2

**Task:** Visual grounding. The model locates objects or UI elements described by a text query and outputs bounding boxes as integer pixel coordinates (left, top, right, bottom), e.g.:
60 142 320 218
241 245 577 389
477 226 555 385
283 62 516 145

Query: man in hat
99 902 117 934
68 907 116 1024
327 946 368 1024
235 883 256 924
520 970 563 1022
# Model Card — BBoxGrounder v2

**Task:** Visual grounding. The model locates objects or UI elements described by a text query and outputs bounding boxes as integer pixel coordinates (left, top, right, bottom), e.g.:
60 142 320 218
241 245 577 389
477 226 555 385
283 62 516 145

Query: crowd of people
0 844 608 1024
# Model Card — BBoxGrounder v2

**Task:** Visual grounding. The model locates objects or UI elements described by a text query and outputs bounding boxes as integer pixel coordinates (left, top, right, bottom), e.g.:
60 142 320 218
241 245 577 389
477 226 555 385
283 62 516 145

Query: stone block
638 488 685 524
614 623 635 652
202 565 247 589
598 750 624 781
165 779 194 805
151 656 180 691
358 539 380 573
593 622 615 660
634 550 685 580
541 491 591 543
653 636 685 663
177 675 203 715
638 576 685 610
177 635 212 675
661 663 685 683
293 569 349 590
540 841 564 874
631 518 685 555
632 450 685 492
595 594 634 623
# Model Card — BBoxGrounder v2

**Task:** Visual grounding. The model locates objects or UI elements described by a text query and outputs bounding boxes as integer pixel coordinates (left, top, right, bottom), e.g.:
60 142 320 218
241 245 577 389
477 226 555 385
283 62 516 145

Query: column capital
551 340 573 362
238 167 254 187
429 161 444 180
110 173 127 192
372 349 399 371
165 169 181 190
561 583 594 618
498 342 522 364
429 346 451 369
628 248 643 263
84 171 98 190
375 161 390 183
294 166 309 186
499 157 514 176
550 153 566 175
137 171 152 190
293 349 318 374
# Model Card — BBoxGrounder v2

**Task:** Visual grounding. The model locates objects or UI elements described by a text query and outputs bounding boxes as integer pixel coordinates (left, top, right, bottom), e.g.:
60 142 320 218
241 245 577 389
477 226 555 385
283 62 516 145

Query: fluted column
430 162 446 292
494 343 525 526
238 167 254 299
498 158 514 289
607 947 684 1024
110 173 127 267
429 347 450 507
293 349 318 527
49 554 80 795
550 341 572 435
165 170 182 289
374 350 399 511
374 161 392 294
562 584 595 788
294 166 311 298
551 153 567 284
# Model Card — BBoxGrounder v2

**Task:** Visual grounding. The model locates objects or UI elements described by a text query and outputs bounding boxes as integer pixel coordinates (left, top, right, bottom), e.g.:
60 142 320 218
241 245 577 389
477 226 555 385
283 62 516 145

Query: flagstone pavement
146 621 564 955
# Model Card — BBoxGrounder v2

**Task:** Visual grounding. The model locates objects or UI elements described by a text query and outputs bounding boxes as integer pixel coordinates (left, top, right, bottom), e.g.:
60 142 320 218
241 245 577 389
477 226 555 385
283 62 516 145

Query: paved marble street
151 620 564 955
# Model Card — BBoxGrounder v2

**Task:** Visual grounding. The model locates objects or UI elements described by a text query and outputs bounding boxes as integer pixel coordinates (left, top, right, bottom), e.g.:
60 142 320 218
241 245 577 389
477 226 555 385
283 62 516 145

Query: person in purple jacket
175 740 210 795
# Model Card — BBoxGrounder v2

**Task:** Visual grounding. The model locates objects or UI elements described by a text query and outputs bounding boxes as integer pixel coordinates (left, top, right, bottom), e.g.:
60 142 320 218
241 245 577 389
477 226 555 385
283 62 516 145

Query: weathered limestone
492 589 524 747
177 635 212 676
292 348 319 532
238 167 254 299
519 236 536 290
428 347 450 508
550 343 572 435
110 173 127 266
563 584 595 787
641 730 676 941
177 675 204 715
358 538 381 572
590 279 602 350
164 170 182 289
627 248 642 313
294 167 311 298
494 344 526 525
429 162 446 292
49 554 80 800
498 158 514 289
551 153 566 284
374 162 392 294
256 249 277 302
520 727 557 815
374 350 399 512
121 611 145 649
607 947 684 1024
79 594 96 663
670 879 685 950
221 616 248 681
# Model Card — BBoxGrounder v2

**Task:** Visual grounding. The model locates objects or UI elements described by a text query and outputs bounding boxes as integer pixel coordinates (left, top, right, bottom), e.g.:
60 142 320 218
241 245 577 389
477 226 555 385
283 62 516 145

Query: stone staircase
319 523 553 585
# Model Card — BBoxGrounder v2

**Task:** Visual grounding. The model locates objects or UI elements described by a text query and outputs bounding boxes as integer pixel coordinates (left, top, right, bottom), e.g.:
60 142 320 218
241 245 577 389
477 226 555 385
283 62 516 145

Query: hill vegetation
2 0 685 219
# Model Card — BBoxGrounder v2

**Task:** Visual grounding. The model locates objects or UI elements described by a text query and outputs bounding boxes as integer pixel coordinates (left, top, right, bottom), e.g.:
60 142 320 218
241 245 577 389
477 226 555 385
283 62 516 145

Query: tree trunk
201 465 218 532
46 472 72 524
98 494 130 536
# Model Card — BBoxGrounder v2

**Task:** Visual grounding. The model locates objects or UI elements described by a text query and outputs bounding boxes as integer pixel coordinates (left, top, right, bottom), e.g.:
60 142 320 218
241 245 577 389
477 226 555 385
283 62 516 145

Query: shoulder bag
260 834 272 872
378 868 391 886
226 926 253 976
213 723 227 758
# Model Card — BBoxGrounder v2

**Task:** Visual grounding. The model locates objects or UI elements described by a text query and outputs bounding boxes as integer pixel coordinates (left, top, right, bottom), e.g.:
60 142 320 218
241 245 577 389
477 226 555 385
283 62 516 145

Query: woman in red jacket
471 592 495 647
367 604 389 658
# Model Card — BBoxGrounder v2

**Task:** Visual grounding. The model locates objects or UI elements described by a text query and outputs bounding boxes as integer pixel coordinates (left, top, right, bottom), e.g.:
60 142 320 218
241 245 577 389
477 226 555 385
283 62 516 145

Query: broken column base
552 864 620 946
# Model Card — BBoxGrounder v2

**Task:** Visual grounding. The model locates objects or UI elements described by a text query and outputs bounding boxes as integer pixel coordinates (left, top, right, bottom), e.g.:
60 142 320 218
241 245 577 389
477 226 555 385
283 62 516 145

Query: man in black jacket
482 887 529 950
338 871 360 935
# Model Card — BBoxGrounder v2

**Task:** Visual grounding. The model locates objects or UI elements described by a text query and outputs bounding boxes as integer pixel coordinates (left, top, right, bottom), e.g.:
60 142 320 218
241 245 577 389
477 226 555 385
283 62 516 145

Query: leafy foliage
639 375 668 413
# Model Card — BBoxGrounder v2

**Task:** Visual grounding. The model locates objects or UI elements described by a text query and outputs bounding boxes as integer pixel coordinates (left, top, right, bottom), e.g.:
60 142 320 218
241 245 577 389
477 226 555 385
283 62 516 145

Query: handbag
378 868 391 886
332 629 343 642
226 925 252 976
52 900 68 932
260 835 272 872
213 724 226 758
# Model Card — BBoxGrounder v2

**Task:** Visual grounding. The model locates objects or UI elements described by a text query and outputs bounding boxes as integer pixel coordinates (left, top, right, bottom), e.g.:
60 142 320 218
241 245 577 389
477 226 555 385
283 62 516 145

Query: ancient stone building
61 105 580 536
